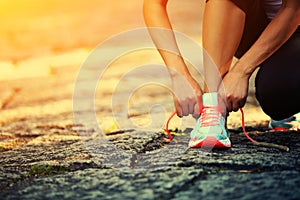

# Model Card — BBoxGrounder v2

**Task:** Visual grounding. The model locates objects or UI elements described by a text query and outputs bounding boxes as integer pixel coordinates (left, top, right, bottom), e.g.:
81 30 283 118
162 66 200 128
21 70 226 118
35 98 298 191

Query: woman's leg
202 0 269 115
255 27 300 120
203 0 245 93
202 0 269 92
190 0 269 148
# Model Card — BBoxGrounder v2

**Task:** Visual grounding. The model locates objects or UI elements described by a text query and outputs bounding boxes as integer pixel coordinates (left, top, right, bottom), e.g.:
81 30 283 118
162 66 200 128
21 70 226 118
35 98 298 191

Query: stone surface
1 122 300 199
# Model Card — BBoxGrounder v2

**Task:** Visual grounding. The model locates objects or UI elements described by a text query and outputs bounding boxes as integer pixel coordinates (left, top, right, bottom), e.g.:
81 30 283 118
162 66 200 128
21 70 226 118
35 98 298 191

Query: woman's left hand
219 70 250 112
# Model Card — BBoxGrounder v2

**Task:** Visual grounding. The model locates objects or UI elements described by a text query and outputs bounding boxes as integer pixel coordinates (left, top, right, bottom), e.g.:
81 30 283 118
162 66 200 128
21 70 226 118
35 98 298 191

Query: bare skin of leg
203 0 246 94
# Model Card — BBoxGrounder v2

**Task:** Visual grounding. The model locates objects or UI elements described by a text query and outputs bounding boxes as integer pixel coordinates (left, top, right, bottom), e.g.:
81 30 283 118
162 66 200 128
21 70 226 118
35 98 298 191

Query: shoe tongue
202 92 218 106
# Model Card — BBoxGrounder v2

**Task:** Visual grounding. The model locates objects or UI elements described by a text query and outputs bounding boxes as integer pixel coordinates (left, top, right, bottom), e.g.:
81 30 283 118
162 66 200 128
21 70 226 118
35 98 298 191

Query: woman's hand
220 69 250 112
171 72 203 118
143 0 203 118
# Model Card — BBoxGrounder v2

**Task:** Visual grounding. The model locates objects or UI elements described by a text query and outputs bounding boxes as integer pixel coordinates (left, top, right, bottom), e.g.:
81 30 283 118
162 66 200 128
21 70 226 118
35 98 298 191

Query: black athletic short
207 0 300 120
226 0 268 58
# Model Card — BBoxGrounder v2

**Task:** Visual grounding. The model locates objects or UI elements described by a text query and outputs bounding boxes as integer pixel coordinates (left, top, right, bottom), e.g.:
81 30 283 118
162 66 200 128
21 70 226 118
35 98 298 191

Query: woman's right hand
143 0 203 117
171 72 203 118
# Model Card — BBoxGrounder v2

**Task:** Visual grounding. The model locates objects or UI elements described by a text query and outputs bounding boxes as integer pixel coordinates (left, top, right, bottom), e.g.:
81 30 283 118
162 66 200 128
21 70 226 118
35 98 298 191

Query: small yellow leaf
104 122 119 133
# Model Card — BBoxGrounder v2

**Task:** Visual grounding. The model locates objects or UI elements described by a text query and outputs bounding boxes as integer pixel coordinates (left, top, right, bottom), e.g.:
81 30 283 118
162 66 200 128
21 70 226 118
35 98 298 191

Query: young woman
143 0 300 148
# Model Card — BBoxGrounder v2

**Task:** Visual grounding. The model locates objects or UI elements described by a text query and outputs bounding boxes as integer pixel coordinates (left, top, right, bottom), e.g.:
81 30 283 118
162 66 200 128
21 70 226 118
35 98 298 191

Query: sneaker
269 114 300 131
189 93 231 149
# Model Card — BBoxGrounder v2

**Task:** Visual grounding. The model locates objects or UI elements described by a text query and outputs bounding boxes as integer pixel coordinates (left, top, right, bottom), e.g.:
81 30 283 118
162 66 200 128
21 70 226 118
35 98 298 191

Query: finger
181 103 189 116
176 108 183 118
239 98 247 108
174 98 183 118
188 99 196 116
226 98 233 113
232 100 239 112
231 97 240 112
192 102 200 118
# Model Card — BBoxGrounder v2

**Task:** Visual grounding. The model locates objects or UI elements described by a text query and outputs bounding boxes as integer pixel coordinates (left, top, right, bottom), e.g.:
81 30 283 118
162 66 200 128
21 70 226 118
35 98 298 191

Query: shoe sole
189 136 231 149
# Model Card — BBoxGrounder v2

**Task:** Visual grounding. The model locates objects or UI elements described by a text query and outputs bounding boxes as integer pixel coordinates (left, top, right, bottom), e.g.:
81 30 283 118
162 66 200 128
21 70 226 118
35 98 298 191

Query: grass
25 164 69 177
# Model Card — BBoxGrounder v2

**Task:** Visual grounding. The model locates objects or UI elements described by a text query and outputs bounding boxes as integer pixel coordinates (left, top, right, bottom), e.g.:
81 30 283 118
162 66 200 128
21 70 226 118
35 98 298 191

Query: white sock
202 92 218 107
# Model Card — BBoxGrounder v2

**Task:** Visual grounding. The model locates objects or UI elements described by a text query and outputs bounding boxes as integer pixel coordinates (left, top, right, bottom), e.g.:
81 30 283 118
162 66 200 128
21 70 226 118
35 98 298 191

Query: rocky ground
1 114 300 199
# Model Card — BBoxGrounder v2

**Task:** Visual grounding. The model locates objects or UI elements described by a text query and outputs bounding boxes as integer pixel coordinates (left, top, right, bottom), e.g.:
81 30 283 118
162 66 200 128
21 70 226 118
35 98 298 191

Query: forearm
234 0 300 77
143 0 190 77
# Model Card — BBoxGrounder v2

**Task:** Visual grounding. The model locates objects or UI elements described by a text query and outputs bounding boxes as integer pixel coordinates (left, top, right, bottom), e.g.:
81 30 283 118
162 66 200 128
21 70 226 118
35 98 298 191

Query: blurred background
0 0 206 130
0 0 144 61
0 0 147 81
0 0 203 66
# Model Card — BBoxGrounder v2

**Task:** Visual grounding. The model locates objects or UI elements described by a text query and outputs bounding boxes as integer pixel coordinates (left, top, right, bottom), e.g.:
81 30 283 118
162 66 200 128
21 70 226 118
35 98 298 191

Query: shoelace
199 106 222 127
164 108 257 143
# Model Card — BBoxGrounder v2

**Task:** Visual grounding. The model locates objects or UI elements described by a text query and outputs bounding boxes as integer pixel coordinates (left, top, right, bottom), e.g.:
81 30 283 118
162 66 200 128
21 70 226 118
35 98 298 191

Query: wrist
232 60 255 79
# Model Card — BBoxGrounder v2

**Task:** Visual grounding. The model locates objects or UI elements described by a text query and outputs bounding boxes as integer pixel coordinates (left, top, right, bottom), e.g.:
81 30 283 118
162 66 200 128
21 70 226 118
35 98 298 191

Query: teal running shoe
189 93 231 149
269 114 300 131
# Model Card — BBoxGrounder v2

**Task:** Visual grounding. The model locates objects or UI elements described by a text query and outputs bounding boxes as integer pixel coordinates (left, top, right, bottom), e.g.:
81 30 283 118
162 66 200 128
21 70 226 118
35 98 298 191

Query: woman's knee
255 68 300 120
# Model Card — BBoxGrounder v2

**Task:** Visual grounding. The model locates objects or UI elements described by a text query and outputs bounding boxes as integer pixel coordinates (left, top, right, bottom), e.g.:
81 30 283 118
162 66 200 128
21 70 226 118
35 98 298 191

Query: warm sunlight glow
0 0 140 60
0 0 142 80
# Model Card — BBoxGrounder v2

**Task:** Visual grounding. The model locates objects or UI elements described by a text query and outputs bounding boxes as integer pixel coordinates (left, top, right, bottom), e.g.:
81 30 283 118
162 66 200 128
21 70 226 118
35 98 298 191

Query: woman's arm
223 0 300 112
143 0 203 117
143 0 188 76
233 0 300 76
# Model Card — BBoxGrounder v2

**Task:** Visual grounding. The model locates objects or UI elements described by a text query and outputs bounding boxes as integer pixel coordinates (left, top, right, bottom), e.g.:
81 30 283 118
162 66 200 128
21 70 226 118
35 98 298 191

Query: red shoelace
164 108 257 143
199 106 222 127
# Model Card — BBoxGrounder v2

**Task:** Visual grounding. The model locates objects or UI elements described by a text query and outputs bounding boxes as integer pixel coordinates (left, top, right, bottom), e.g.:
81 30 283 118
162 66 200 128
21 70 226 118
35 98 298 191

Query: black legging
255 27 300 120
227 0 300 120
